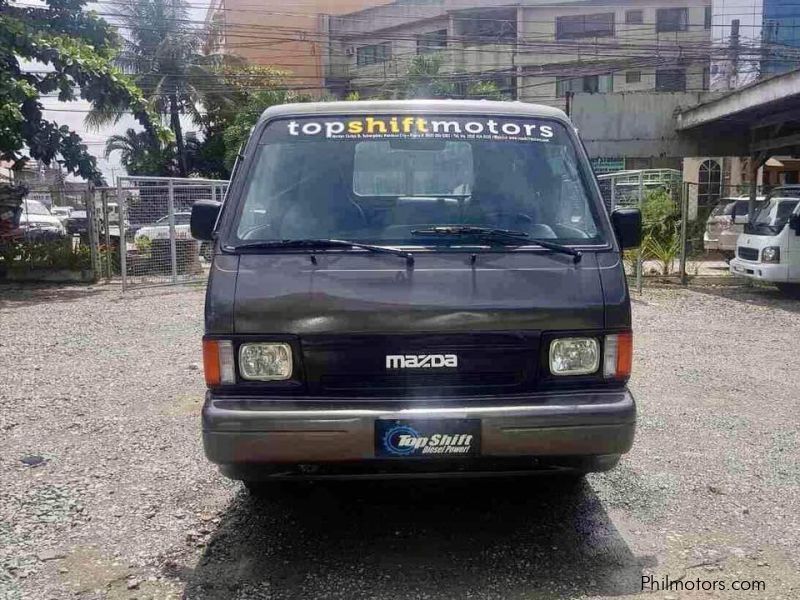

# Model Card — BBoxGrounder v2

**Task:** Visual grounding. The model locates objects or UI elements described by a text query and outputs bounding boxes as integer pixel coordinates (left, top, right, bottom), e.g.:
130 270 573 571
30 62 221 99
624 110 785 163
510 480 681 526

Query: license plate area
375 419 481 458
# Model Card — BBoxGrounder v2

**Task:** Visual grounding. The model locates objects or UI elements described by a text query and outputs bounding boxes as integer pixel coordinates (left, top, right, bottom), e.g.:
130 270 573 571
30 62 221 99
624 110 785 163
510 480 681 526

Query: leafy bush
641 189 679 241
643 233 681 276
639 188 682 276
135 235 152 257
0 239 92 272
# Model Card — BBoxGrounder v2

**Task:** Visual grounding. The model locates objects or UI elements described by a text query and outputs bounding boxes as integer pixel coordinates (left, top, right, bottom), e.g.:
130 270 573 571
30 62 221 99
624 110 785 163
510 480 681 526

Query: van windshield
24 200 51 216
231 115 606 247
750 198 799 234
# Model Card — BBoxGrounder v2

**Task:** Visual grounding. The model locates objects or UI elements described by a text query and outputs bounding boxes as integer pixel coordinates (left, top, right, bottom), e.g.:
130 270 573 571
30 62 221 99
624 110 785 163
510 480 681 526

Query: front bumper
730 258 789 282
202 390 636 474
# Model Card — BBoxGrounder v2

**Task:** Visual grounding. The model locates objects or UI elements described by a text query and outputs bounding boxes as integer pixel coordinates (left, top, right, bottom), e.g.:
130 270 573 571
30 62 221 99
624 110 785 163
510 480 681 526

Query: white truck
730 185 800 297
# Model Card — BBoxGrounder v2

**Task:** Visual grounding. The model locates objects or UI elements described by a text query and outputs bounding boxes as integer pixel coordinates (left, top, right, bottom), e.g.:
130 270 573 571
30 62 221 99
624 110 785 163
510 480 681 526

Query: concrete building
204 0 392 94
571 67 800 217
327 0 713 109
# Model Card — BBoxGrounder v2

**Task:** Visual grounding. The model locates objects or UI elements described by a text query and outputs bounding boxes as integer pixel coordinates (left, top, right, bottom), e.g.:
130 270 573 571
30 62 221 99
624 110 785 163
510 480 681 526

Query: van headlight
549 338 600 376
761 246 780 263
239 343 293 381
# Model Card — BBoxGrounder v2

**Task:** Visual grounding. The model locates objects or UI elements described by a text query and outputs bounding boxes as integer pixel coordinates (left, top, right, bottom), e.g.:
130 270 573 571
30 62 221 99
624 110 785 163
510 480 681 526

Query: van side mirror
733 214 748 225
191 200 222 241
611 208 642 249
790 213 800 235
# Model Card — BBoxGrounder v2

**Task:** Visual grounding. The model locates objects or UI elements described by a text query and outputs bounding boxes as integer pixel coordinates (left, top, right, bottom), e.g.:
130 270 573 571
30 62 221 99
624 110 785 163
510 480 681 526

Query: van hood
230 251 608 334
737 232 782 250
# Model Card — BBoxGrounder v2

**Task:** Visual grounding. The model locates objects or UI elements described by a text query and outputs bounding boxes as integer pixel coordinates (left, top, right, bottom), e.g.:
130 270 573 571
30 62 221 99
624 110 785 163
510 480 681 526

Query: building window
704 6 712 29
626 71 642 83
656 8 689 33
556 74 613 97
699 159 722 207
702 66 710 90
556 13 615 39
417 29 447 54
625 10 643 25
458 9 517 44
356 42 391 66
655 68 686 91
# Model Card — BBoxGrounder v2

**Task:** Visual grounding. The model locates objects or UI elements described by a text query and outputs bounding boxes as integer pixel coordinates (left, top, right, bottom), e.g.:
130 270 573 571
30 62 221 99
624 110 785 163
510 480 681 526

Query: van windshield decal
284 116 556 143
230 115 606 249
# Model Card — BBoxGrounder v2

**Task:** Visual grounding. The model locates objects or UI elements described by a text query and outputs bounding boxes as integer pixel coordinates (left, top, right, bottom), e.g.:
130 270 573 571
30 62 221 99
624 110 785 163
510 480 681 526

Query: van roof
257 100 570 126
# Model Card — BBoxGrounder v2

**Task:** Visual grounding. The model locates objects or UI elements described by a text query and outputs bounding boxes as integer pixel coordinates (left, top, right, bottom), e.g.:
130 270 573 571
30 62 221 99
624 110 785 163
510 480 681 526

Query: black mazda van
191 100 641 488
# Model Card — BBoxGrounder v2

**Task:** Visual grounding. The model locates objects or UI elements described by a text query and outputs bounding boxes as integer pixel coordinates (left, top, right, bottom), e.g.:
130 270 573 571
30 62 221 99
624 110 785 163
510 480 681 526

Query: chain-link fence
117 177 228 290
685 182 769 271
598 169 684 291
1 183 101 281
598 171 779 287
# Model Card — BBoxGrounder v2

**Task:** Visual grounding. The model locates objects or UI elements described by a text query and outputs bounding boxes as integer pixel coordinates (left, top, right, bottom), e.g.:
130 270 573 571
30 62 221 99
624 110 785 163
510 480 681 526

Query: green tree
222 86 309 170
91 0 235 176
195 65 293 178
0 0 164 183
383 55 507 100
104 128 174 176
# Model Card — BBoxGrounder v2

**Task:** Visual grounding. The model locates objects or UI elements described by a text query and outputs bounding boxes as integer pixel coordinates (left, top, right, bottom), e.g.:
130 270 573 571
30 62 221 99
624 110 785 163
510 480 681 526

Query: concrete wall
571 91 709 158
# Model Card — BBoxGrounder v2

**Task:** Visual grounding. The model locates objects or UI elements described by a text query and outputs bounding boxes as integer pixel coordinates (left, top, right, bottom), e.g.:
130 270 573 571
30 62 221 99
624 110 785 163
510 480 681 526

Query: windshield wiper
411 226 583 263
233 239 415 268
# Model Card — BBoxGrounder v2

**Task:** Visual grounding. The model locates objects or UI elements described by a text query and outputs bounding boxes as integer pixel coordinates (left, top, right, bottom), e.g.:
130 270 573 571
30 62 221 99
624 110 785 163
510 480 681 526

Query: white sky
31 1 211 183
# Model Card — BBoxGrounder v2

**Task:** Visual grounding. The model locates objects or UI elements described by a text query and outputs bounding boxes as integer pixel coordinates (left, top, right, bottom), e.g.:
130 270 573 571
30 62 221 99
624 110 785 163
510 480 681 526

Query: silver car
704 197 764 259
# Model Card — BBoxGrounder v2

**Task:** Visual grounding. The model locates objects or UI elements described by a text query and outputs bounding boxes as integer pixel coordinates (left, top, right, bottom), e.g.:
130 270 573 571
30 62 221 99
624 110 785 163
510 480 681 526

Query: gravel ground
1 282 799 599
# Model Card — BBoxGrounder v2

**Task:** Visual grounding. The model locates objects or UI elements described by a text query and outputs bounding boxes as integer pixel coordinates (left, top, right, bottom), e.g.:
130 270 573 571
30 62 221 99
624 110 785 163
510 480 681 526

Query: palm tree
90 0 235 176
104 128 174 176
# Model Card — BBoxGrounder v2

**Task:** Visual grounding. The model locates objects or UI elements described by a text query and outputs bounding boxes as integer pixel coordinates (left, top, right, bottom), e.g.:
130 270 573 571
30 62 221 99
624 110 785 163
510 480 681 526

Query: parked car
730 186 800 296
50 206 73 224
66 210 89 236
704 197 765 259
192 100 642 491
19 199 66 239
134 212 193 243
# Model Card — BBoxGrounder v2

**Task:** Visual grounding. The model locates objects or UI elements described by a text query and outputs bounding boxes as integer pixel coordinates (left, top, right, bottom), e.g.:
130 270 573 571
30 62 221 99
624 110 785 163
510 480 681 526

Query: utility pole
727 19 740 90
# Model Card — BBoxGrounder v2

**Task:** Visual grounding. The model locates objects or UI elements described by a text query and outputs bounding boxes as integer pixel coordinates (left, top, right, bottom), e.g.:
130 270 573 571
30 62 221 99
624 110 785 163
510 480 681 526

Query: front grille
302 332 539 398
320 371 522 392
738 247 759 261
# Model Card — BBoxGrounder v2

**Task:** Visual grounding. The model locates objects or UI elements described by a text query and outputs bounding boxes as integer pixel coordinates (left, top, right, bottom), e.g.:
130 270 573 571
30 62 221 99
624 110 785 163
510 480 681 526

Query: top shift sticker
285 116 556 142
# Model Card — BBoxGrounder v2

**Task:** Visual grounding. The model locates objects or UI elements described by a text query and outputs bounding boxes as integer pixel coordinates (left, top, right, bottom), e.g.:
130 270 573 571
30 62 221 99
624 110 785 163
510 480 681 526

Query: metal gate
117 176 228 290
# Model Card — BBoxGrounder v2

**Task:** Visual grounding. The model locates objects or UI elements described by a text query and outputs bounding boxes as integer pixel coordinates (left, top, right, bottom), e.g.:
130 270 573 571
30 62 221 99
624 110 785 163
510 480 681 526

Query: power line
15 1 796 68
81 0 800 31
